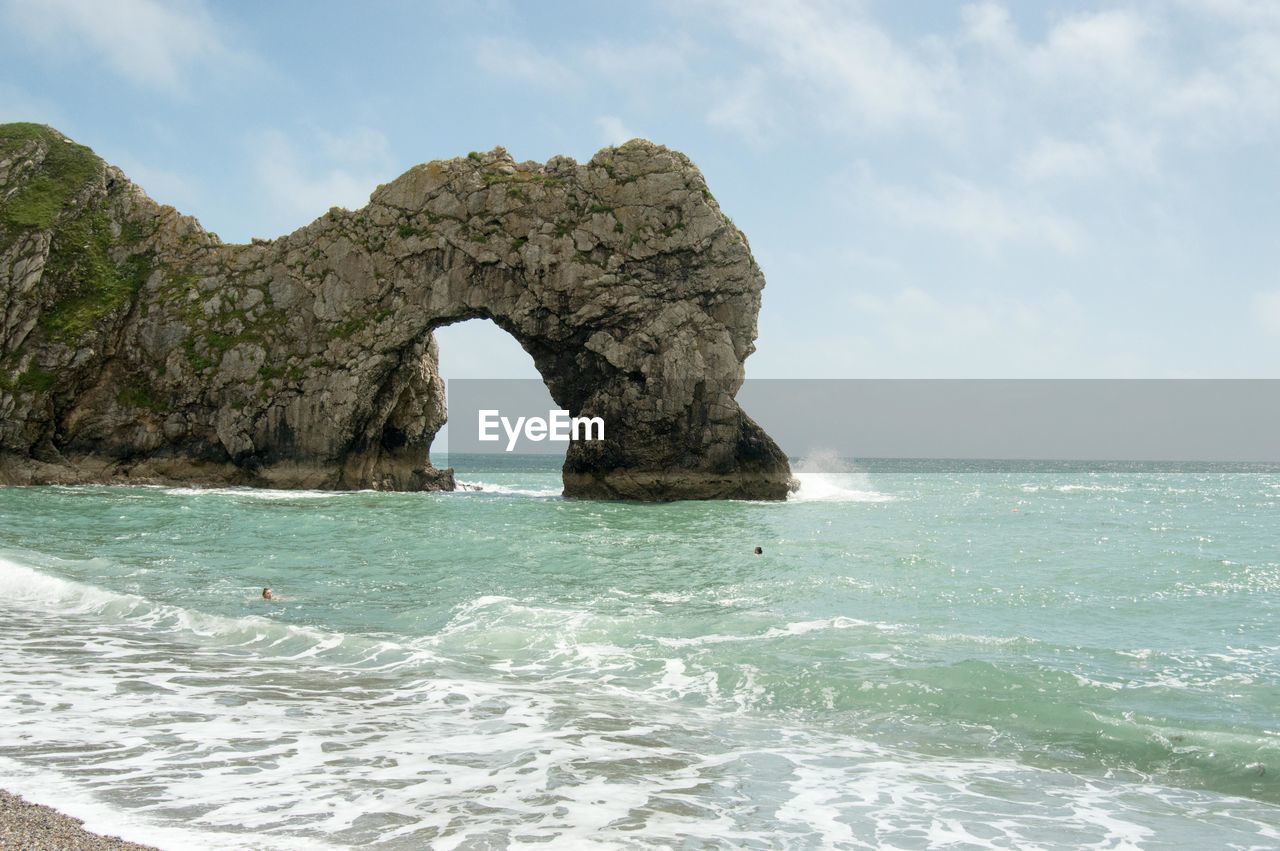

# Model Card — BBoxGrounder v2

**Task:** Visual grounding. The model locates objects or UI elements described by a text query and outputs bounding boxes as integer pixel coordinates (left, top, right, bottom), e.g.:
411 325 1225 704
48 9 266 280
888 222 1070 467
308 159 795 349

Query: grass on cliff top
0 123 101 234
0 124 150 344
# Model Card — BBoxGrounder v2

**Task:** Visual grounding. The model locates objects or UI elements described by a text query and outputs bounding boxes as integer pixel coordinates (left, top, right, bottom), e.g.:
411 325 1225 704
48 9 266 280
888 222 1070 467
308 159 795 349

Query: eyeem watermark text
478 410 605 451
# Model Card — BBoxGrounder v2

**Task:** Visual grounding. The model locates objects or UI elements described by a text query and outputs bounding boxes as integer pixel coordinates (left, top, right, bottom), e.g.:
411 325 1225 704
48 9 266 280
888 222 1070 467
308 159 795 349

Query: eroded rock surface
0 123 792 499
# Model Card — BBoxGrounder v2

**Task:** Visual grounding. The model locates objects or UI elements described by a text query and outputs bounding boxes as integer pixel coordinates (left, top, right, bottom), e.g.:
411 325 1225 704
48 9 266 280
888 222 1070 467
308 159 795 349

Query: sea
0 454 1277 849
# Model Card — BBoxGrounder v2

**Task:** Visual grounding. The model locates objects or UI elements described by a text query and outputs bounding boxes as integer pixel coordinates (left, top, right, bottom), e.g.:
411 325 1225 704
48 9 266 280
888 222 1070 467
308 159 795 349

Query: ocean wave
789 473 895 503
1021 483 1131 494
655 615 882 648
3 555 1280 846
160 486 346 500
452 479 563 498
786 451 895 503
0 554 434 671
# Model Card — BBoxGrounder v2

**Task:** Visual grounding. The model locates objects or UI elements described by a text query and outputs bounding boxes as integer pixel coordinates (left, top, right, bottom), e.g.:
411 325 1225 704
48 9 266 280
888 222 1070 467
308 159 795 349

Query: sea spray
790 449 894 502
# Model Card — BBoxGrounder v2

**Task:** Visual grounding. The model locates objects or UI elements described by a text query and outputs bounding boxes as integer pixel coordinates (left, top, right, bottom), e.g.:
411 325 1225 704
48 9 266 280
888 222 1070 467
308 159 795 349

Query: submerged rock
0 123 792 500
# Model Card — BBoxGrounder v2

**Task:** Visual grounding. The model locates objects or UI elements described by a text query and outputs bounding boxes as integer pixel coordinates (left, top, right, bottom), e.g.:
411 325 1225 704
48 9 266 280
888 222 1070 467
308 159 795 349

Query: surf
788 450 895 502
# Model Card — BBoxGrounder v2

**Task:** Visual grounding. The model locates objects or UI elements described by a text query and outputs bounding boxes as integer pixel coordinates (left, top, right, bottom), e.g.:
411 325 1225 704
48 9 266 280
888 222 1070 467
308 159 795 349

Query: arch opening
429 317 564 477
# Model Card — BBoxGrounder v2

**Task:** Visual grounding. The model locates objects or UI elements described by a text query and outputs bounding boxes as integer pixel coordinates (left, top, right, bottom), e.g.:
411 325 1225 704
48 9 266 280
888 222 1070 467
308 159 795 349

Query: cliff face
0 123 793 499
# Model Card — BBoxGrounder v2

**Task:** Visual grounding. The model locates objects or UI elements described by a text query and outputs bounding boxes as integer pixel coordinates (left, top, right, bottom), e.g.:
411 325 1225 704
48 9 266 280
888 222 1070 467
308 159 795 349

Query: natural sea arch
0 126 793 499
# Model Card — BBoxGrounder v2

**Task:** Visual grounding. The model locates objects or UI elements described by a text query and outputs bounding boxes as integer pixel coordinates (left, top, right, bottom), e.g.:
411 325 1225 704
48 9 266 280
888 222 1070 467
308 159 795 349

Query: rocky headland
0 123 792 500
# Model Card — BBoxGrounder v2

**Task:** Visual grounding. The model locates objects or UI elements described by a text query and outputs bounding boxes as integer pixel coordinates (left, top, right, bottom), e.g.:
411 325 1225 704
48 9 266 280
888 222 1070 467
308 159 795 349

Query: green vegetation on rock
117 382 164 412
17 366 55 393
0 123 101 235
0 364 56 395
39 208 153 342
1 124 153 344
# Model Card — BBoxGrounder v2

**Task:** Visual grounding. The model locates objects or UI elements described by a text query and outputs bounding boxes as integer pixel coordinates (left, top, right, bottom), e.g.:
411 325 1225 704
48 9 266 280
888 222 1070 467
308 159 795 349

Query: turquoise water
0 456 1277 849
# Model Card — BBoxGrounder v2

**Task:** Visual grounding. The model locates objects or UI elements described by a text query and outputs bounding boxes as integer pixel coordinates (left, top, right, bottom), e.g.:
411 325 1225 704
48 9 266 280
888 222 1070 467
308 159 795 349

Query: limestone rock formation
0 123 793 500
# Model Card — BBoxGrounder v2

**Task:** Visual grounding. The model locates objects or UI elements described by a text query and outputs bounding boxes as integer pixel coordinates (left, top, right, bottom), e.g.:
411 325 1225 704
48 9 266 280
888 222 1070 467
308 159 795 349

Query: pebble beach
0 791 157 851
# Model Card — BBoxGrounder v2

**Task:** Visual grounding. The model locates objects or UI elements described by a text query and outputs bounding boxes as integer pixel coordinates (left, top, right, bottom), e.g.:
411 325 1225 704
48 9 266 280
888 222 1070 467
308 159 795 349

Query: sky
3 0 1280 379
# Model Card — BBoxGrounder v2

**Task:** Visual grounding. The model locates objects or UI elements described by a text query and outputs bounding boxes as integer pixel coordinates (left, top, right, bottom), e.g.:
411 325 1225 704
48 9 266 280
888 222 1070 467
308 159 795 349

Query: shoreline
0 790 160 851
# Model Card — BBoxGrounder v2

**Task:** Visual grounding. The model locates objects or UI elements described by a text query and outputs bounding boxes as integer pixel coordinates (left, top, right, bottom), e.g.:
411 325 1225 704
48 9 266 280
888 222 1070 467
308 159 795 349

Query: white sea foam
788 451 894 502
452 479 563 497
0 758 314 850
161 486 344 499
2 555 1278 848
1022 483 1131 494
0 555 437 671
655 615 876 648
790 473 895 502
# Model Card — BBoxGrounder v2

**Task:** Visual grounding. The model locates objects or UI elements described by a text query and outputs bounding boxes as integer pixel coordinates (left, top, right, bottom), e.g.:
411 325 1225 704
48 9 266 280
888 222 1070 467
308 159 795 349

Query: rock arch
0 124 793 499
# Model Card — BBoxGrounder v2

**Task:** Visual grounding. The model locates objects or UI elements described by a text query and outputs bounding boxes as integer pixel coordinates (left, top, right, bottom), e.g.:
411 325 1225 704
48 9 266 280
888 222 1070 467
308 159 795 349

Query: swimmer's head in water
262 587 273 600
754 547 763 555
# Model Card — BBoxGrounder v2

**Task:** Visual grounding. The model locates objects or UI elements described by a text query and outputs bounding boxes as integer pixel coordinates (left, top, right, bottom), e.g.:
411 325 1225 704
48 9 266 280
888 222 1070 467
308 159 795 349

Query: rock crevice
0 123 793 499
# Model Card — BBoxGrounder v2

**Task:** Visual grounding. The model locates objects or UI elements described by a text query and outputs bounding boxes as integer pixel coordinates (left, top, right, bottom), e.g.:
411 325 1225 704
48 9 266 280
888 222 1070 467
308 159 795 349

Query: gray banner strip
444 379 1280 461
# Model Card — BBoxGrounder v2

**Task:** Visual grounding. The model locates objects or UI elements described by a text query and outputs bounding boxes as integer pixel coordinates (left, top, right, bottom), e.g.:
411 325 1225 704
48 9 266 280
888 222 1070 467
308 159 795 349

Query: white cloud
1017 123 1160 182
956 2 1280 180
1175 0 1280 27
966 1 1280 145
318 127 392 166
115 158 199 212
434 318 543 380
474 36 575 89
754 285 1152 377
0 82 64 125
583 39 689 81
248 127 393 240
963 5 1156 89
1031 9 1152 83
0 0 242 94
706 70 775 142
1016 138 1107 183
1254 290 1280 336
595 116 637 146
961 2 1017 51
862 171 1082 254
709 0 955 133
850 287 1086 347
694 0 1279 157
1159 26 1280 139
